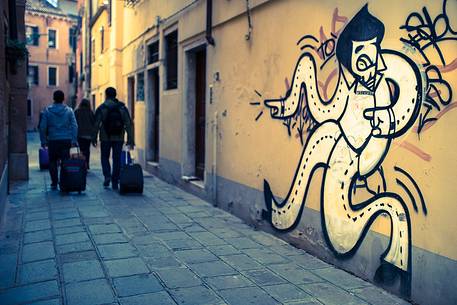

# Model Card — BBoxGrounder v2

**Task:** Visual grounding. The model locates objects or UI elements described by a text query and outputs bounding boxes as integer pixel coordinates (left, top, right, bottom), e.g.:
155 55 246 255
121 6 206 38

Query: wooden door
195 49 206 180
127 76 135 136
152 69 160 162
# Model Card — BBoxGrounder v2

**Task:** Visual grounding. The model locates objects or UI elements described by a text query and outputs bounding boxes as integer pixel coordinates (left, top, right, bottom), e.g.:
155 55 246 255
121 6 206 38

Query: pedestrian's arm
123 108 135 146
69 110 78 145
92 107 102 143
39 112 48 146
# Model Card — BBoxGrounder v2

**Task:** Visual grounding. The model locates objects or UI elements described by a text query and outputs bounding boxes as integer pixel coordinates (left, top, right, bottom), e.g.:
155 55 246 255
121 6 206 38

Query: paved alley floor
0 133 411 305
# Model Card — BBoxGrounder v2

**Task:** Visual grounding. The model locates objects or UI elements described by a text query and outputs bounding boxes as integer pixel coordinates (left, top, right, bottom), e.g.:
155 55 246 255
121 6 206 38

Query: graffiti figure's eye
356 54 374 71
355 45 364 54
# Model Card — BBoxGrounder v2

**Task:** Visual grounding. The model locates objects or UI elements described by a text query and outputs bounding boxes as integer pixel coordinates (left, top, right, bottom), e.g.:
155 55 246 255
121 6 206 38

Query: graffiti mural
262 5 424 293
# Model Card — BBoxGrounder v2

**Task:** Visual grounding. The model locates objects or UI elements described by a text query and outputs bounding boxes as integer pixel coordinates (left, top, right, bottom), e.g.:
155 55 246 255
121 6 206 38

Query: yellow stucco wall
100 0 457 260
207 0 457 261
87 1 457 302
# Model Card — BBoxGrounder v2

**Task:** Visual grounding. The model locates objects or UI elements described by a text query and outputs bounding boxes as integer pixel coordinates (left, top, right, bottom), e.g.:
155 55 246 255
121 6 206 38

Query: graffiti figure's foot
374 261 410 285
262 180 273 223
374 261 411 297
374 261 399 285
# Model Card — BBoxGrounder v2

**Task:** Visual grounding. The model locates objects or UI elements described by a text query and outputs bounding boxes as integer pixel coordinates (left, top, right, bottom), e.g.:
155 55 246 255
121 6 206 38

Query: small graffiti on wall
399 0 457 134
256 4 443 296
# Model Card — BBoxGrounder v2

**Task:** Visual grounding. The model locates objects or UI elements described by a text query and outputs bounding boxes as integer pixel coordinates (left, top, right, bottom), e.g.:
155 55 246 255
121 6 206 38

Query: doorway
194 49 206 180
127 76 135 136
147 68 160 163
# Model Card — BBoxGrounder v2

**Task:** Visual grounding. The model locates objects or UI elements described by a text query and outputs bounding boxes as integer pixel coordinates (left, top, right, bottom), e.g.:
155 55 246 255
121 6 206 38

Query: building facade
0 0 29 221
25 0 78 130
80 1 457 304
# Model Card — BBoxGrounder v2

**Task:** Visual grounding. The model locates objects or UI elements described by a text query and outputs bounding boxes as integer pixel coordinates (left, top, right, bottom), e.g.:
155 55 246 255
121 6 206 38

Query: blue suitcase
120 150 132 167
39 147 49 170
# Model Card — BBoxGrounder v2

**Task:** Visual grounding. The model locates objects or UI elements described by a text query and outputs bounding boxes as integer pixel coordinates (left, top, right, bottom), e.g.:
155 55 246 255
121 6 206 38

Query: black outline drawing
262 5 426 296
400 0 456 134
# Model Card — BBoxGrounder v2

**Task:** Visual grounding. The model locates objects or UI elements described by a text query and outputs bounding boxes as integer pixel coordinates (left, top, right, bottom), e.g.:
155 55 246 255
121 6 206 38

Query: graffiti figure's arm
363 51 422 138
264 53 347 123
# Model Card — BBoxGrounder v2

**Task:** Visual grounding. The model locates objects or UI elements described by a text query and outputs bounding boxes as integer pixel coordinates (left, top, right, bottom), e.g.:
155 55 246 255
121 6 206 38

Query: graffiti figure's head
336 5 385 90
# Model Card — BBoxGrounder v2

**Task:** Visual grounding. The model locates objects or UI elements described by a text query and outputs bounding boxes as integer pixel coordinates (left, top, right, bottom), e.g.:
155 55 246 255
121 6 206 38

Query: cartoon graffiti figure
263 5 422 286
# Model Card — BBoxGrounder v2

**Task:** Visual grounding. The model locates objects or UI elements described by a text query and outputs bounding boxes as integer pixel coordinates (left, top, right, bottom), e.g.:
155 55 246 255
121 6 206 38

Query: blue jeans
48 140 71 186
100 141 123 184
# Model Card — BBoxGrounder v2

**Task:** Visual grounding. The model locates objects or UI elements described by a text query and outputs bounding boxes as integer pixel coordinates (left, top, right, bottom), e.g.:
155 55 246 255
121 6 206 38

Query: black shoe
50 184 57 190
112 183 119 191
103 178 110 188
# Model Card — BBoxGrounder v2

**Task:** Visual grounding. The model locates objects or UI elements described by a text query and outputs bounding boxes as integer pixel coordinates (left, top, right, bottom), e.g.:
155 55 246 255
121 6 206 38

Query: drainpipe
87 0 92 99
212 110 218 205
206 0 215 46
8 0 18 39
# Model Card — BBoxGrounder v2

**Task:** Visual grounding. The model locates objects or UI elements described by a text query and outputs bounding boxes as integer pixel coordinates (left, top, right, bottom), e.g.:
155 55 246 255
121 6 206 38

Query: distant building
0 0 28 221
25 0 78 130
75 0 92 105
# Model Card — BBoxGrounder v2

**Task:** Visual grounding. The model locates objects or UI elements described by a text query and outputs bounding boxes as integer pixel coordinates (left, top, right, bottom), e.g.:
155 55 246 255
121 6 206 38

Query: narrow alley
0 133 411 305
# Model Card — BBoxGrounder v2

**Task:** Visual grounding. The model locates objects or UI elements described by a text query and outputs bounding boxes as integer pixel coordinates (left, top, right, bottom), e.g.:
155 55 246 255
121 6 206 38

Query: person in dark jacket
39 90 78 190
75 99 95 169
93 87 134 190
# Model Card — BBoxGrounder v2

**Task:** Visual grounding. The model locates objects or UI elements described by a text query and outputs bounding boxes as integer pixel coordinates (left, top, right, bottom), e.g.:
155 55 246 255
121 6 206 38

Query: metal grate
124 0 140 7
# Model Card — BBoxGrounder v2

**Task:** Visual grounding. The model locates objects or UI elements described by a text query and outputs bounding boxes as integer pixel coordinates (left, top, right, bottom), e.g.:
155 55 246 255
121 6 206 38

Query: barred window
165 31 178 90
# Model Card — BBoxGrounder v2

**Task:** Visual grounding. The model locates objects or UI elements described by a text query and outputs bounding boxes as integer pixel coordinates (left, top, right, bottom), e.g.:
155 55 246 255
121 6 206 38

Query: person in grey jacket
39 90 78 190
93 87 134 190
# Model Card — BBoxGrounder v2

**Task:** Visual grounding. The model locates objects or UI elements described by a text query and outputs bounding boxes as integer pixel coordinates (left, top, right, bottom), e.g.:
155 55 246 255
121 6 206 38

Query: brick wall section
0 0 10 175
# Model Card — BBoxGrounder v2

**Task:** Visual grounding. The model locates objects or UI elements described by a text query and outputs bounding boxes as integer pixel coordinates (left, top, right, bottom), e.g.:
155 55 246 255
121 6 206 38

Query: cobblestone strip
0 134 412 305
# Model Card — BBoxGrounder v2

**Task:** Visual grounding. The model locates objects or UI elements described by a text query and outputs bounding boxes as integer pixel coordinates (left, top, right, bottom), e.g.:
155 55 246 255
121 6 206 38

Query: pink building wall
26 11 77 130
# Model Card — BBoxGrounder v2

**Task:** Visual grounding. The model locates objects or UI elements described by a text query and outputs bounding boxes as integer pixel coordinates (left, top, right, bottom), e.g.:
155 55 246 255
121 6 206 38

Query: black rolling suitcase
119 149 143 194
59 148 87 194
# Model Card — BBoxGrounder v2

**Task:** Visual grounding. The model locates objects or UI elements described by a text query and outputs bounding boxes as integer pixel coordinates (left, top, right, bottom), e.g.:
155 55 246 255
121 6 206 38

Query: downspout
8 0 18 40
212 110 218 205
206 0 215 46
87 0 92 98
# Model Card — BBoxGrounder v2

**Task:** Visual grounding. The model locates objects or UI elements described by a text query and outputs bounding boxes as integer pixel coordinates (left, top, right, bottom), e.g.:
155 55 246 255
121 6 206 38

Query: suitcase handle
123 145 134 165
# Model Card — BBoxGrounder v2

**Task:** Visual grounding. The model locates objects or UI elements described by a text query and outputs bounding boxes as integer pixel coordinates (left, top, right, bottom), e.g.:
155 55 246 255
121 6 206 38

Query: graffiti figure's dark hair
53 90 65 103
105 87 117 99
336 4 385 71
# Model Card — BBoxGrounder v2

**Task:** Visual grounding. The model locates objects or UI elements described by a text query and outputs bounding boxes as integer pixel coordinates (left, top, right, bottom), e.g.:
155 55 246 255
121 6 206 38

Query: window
147 41 159 64
28 65 39 85
136 72 144 101
27 99 32 118
45 0 58 8
48 29 57 48
48 66 57 86
69 63 75 83
100 27 104 53
165 30 178 90
92 39 96 62
69 27 77 51
26 26 39 46
79 52 83 75
108 0 112 25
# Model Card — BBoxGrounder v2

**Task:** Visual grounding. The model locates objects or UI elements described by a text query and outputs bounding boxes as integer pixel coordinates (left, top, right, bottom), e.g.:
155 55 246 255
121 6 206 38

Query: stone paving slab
19 259 58 284
65 278 115 305
113 273 163 297
0 133 411 305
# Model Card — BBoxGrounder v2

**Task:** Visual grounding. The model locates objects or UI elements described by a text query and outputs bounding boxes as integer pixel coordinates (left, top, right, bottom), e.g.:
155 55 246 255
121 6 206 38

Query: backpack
103 104 124 135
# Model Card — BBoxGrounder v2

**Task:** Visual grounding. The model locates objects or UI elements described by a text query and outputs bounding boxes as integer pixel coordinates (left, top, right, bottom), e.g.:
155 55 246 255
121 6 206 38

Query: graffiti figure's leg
264 121 341 230
322 136 410 272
